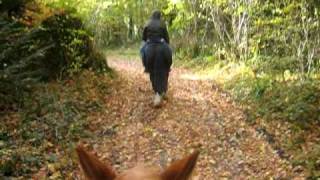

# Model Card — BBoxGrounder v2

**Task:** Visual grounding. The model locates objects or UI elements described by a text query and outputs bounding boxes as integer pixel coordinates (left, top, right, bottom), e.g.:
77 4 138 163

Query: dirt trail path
84 56 303 179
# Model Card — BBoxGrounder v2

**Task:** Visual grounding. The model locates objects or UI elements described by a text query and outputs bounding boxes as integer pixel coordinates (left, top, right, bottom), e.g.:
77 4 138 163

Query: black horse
145 41 172 96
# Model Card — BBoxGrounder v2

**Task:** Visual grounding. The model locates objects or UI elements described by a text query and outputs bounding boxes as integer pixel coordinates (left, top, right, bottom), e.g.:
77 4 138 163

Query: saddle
146 37 166 44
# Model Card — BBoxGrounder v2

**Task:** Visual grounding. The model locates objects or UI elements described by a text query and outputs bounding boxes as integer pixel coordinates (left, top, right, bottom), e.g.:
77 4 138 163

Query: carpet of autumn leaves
2 56 307 179
70 56 305 179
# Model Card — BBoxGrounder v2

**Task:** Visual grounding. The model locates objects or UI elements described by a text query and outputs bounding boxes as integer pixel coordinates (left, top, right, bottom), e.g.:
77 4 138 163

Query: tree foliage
43 0 319 74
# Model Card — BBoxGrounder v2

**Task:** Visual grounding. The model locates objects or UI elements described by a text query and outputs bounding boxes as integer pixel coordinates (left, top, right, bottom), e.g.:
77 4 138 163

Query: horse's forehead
116 165 162 180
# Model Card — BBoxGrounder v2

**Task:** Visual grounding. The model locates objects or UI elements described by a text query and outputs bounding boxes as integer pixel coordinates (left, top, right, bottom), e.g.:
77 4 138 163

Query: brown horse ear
161 150 199 180
76 144 117 180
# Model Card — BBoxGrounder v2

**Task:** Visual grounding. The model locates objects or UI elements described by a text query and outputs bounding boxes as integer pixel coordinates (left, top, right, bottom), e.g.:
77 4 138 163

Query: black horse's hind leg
145 43 171 106
160 71 169 94
150 71 169 95
149 73 156 93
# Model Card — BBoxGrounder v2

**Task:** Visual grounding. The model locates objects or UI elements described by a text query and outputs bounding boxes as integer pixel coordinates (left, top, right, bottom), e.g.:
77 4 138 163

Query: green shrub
0 11 109 108
225 71 320 127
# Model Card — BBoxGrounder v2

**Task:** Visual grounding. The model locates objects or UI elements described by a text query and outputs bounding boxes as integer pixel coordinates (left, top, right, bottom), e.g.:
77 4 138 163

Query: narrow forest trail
83 55 303 179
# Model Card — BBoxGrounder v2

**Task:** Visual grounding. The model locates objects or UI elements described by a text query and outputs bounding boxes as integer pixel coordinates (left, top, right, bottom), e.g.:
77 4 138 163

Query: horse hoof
153 93 162 107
